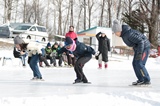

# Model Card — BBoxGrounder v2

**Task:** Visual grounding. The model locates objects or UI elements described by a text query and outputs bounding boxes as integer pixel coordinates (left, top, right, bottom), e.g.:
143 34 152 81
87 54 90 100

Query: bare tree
139 0 160 46
107 0 112 27
99 0 105 26
70 0 73 25
3 0 14 23
22 0 26 23
116 0 121 19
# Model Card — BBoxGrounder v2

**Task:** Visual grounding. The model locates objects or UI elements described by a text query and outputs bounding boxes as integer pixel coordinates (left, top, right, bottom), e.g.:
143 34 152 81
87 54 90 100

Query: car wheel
27 36 31 39
42 38 46 42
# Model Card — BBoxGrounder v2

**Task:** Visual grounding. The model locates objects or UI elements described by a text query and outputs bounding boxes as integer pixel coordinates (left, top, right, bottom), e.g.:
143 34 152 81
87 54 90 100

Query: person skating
112 19 151 86
13 35 27 66
58 37 95 84
20 42 44 81
96 32 110 69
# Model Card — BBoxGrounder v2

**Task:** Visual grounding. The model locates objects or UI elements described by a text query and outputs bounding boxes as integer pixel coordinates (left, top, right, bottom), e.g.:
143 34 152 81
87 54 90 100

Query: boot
98 64 102 69
105 64 108 69
39 62 43 67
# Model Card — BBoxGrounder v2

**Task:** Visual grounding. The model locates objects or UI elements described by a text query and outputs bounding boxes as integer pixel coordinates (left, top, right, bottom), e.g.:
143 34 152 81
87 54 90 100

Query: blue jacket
120 25 150 54
58 40 95 58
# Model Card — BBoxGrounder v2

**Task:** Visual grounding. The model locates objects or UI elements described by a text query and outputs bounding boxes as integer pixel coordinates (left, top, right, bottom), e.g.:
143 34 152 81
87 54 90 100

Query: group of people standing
13 20 151 86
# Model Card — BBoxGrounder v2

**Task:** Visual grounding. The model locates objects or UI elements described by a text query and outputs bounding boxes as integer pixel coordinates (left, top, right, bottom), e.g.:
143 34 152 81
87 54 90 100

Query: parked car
0 25 12 38
11 23 49 42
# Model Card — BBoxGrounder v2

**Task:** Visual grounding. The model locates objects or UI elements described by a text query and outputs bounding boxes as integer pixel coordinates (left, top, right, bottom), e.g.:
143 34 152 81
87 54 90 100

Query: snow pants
74 55 92 82
132 47 150 82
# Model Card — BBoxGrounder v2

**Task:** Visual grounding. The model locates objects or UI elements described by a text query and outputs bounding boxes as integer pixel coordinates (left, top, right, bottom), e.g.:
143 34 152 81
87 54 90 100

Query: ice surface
0 39 160 106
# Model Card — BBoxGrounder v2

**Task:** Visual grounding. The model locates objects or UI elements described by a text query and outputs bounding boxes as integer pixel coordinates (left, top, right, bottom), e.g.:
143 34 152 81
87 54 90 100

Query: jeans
132 47 150 82
19 53 27 65
29 54 42 78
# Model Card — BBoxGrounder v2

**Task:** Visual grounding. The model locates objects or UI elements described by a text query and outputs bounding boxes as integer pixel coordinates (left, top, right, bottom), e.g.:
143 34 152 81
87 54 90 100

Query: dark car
0 26 11 38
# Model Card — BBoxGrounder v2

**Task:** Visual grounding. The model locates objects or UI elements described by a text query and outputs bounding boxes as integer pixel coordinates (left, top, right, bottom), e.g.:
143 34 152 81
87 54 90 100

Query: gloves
95 55 99 60
135 53 142 60
28 57 31 64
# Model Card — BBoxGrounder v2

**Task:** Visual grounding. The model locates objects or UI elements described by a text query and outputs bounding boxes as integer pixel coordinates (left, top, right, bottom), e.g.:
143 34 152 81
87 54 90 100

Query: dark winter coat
58 40 95 59
13 47 21 58
120 25 150 54
96 32 111 62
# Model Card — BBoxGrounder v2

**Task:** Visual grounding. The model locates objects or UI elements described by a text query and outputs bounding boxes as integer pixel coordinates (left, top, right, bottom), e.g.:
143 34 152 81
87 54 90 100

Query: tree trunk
107 0 112 27
84 0 86 30
99 0 105 26
23 0 26 23
70 0 73 25
116 0 121 19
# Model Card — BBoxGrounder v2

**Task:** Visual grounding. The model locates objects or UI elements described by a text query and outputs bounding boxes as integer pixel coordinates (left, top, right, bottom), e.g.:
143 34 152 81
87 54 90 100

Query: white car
11 23 48 42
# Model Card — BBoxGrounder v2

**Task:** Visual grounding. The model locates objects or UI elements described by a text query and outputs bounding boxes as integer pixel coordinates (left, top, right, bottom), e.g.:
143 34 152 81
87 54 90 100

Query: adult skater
58 37 95 84
112 19 151 86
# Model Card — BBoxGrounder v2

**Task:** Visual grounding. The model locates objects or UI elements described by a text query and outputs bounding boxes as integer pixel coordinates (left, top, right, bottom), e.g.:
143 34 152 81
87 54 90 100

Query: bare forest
0 0 160 46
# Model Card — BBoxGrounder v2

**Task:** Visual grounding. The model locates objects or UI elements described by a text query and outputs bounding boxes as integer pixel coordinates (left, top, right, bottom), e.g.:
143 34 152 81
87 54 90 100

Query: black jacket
13 47 21 58
120 25 150 54
96 32 110 62
58 40 95 59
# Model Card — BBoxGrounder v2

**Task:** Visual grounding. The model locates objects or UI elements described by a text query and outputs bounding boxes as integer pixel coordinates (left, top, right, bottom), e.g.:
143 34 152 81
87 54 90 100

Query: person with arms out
58 37 95 84
112 19 151 86
96 32 110 69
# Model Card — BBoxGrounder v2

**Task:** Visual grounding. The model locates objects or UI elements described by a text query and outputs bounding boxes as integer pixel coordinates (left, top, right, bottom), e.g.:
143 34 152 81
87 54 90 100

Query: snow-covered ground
0 39 160 106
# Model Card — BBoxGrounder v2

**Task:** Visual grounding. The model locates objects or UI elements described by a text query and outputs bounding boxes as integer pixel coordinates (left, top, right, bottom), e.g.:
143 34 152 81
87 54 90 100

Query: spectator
65 26 77 41
51 42 63 67
96 32 110 69
45 42 53 65
39 48 50 67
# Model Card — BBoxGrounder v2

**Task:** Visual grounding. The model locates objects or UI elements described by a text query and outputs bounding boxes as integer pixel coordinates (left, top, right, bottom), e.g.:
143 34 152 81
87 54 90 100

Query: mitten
135 53 142 60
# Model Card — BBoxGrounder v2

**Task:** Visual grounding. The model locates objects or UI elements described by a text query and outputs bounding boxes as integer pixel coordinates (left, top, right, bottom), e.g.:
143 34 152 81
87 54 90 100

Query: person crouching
20 42 44 81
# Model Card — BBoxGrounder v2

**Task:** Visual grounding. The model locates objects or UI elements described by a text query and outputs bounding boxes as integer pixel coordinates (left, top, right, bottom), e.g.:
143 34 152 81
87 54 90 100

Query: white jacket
27 42 42 57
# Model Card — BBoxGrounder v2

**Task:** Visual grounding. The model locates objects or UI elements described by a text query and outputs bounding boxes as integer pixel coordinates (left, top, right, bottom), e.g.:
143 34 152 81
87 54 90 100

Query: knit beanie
47 42 51 47
65 37 73 46
14 36 25 44
112 19 122 33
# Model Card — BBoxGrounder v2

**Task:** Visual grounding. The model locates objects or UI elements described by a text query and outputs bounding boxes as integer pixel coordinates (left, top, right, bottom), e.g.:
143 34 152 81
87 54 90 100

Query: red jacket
65 31 77 40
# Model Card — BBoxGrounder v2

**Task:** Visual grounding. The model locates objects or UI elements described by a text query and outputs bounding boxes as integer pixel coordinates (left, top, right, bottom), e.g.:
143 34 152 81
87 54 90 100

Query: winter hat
112 19 122 33
14 36 25 44
65 37 73 46
47 42 51 47
54 42 58 45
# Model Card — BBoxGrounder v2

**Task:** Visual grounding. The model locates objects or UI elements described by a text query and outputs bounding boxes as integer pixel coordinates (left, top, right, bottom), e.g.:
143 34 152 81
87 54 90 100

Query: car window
37 26 47 32
30 26 36 31
15 25 31 30
0 26 9 33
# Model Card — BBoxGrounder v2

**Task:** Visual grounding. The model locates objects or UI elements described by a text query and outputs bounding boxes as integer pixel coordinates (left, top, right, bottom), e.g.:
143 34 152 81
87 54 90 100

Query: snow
0 39 160 106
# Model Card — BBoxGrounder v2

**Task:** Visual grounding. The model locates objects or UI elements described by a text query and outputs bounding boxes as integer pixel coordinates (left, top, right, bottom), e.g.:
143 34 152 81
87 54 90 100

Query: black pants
53 56 63 66
74 56 92 82
39 56 50 66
